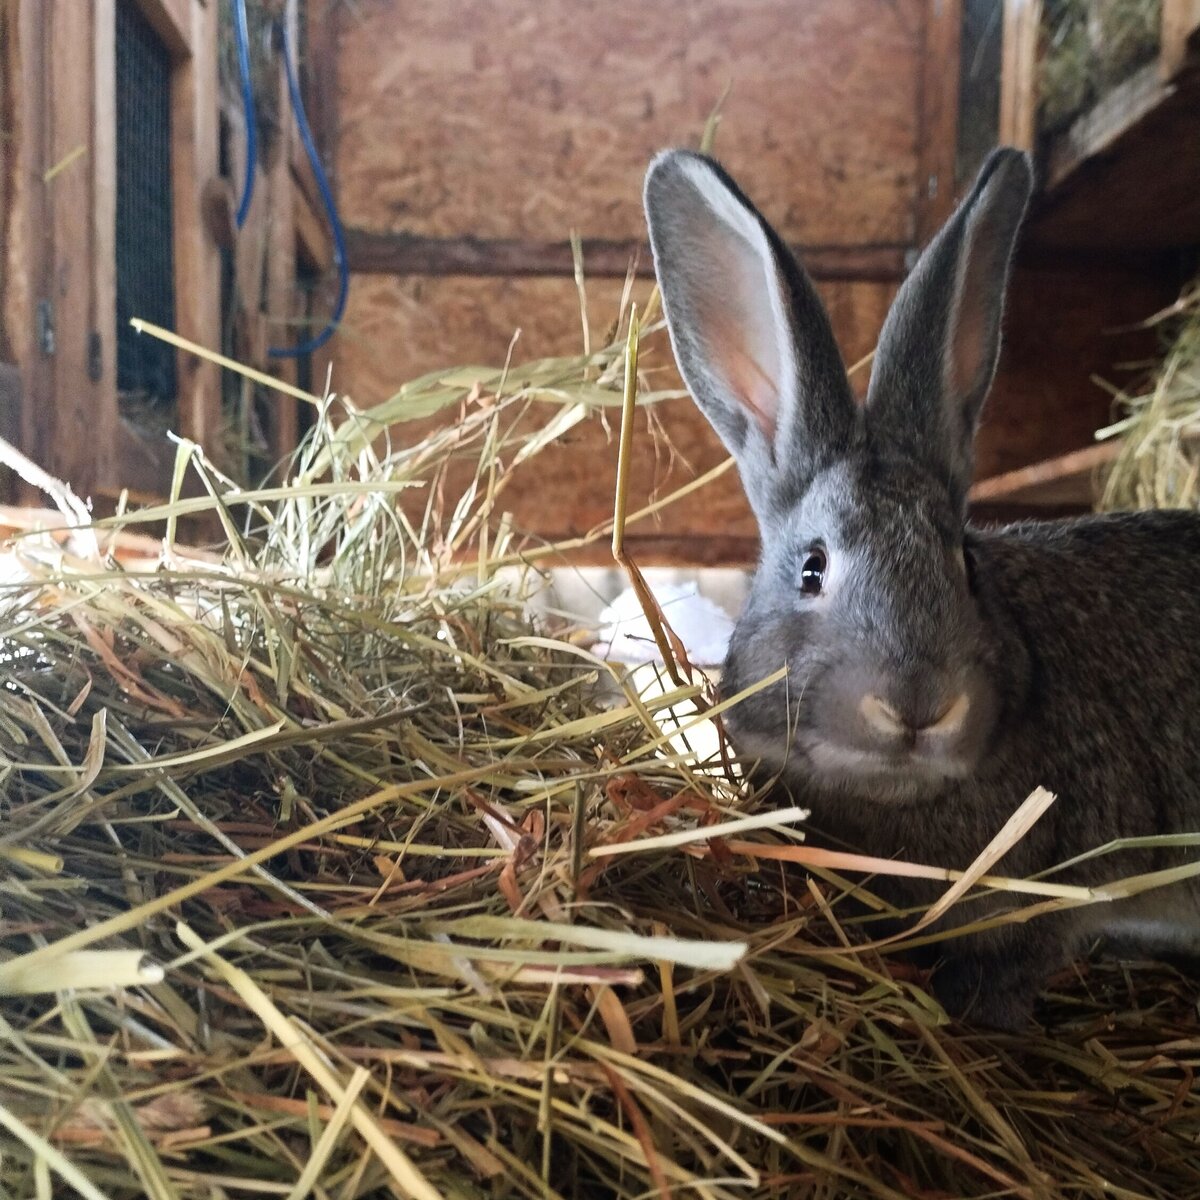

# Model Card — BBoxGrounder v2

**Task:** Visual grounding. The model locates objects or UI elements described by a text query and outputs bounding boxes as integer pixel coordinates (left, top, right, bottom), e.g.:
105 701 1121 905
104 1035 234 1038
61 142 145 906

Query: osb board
335 0 923 246
333 274 895 560
974 260 1174 483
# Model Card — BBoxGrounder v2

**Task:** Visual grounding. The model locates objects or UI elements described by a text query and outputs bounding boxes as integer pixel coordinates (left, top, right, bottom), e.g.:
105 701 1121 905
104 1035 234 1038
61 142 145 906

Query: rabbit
642 145 1200 1030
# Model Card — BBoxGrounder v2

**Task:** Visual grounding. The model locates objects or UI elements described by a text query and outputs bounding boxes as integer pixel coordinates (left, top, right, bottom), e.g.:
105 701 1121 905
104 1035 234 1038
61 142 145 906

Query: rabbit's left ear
867 148 1033 506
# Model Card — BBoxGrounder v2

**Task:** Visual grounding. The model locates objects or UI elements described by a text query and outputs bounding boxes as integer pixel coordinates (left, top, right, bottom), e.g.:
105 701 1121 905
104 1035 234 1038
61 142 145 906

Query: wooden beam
343 231 911 283
171 0 223 466
133 0 192 60
0 365 20 503
94 0 119 488
999 0 1042 151
1161 0 1200 80
46 0 103 498
2 0 52 505
916 0 963 237
969 441 1120 507
293 172 332 272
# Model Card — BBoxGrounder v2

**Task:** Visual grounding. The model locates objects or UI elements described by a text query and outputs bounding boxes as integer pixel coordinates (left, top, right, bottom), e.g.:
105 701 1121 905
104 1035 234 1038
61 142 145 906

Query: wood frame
998 0 1041 152
999 0 1200 165
343 232 911 283
0 1 222 505
83 0 222 502
916 0 964 239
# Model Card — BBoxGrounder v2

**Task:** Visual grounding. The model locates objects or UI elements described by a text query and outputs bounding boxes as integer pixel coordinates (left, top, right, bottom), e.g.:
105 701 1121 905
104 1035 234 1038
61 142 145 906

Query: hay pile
3 310 1200 1200
1099 279 1200 511
1039 0 1162 132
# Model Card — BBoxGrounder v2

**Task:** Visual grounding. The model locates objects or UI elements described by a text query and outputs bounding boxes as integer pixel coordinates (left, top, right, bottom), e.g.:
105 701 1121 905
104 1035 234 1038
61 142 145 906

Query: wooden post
1160 0 1200 81
999 0 1043 152
46 1 103 498
93 0 118 489
171 0 223 465
917 0 964 239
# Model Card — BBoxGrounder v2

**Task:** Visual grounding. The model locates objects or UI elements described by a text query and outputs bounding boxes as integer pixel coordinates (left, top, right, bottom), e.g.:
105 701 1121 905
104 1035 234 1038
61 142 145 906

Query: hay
1098 279 1200 511
1038 0 1162 132
2 302 1200 1200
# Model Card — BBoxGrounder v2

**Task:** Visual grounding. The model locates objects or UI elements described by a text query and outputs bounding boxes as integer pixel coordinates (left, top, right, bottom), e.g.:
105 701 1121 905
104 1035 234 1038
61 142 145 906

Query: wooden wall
324 0 1170 562
330 0 925 562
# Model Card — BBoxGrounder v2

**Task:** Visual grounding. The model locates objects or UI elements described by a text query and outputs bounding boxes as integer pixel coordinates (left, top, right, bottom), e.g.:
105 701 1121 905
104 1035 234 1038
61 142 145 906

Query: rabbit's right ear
644 151 855 518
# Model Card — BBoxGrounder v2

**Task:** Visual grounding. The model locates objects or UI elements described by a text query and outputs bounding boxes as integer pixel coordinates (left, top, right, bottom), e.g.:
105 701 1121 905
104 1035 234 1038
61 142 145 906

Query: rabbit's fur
643 146 1200 1029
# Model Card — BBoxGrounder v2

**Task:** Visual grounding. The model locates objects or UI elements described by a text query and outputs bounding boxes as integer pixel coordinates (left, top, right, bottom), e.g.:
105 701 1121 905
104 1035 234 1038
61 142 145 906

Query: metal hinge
36 299 55 356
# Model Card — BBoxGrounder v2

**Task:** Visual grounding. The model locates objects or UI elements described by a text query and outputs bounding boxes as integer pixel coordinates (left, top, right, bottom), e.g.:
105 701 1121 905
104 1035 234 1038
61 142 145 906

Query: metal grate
115 0 176 404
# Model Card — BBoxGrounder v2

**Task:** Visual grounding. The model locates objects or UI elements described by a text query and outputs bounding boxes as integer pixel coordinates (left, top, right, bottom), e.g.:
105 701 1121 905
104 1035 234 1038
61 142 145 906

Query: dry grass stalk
1099 279 1200 511
0 294 1198 1199
1039 0 1162 131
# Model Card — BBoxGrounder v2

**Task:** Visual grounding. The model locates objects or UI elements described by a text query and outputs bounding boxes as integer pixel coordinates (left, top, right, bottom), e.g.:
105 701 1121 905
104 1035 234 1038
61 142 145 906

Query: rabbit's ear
867 148 1032 506
644 151 855 516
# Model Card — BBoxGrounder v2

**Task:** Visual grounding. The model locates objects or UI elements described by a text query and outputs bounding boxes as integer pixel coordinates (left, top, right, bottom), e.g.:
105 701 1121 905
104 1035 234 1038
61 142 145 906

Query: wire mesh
115 0 177 406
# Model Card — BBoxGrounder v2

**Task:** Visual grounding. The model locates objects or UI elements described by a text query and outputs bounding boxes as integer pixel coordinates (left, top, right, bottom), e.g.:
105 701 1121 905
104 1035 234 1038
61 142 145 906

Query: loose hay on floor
1 308 1200 1200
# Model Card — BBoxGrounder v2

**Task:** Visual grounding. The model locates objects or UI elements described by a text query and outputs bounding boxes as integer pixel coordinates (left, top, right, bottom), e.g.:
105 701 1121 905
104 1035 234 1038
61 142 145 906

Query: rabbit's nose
859 691 970 738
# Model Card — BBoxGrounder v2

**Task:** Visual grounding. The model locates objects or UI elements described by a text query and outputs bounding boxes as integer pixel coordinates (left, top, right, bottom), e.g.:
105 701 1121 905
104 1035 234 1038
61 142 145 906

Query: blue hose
230 2 349 359
268 16 349 359
233 0 256 229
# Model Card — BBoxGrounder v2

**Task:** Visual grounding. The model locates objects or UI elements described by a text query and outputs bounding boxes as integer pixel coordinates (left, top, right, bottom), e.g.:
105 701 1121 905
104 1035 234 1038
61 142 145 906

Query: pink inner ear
709 319 780 439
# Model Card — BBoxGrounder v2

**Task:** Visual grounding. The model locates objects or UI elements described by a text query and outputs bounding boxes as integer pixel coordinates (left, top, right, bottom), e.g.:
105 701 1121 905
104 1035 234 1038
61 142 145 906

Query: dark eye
799 547 827 597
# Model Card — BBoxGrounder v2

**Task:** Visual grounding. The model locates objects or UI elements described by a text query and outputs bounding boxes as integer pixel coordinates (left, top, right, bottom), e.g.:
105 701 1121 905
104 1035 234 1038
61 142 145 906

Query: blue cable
230 2 349 359
233 0 256 229
268 15 349 359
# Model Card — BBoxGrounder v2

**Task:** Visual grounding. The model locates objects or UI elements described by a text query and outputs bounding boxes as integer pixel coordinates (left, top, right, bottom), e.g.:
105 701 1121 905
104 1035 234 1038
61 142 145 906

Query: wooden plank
975 260 1171 483
293 174 333 272
916 0 963 237
1 0 51 505
1161 0 1200 80
134 0 192 60
343 230 911 283
998 0 1042 151
93 0 119 485
332 274 896 562
266 0 300 460
304 0 340 159
335 0 924 246
969 441 1120 506
1028 69 1200 249
171 0 223 465
45 0 103 497
0 365 20 503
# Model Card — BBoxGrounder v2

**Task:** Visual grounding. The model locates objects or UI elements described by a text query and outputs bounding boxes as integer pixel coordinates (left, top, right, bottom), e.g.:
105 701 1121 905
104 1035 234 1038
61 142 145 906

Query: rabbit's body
643 146 1200 1027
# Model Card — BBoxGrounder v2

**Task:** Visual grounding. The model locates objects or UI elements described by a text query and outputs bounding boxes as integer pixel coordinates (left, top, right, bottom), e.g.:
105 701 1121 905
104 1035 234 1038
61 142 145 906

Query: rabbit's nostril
927 691 970 735
859 693 908 736
859 690 970 739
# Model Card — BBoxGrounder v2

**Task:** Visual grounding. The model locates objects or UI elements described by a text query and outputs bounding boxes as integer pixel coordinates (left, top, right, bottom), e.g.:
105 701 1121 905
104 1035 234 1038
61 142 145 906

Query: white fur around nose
860 693 905 735
928 690 970 735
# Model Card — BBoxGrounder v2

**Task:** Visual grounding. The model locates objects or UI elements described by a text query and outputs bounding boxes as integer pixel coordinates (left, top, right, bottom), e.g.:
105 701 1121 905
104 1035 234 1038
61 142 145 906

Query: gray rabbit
643 146 1200 1029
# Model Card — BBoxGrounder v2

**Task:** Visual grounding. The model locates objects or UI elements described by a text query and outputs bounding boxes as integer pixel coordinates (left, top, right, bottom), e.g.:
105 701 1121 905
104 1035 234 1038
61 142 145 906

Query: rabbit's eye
799 548 827 596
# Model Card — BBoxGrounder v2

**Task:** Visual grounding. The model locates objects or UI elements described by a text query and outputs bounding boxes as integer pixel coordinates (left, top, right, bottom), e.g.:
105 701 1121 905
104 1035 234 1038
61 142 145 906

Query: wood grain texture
1161 0 1200 79
45 1 103 494
999 0 1041 151
343 230 910 282
332 273 895 555
335 0 924 245
974 260 1173 483
172 0 223 459
1030 69 1200 249
916 0 963 236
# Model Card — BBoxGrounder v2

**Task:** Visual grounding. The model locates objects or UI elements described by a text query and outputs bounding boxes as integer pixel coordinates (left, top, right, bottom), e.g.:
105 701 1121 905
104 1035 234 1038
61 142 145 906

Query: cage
115 0 178 410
